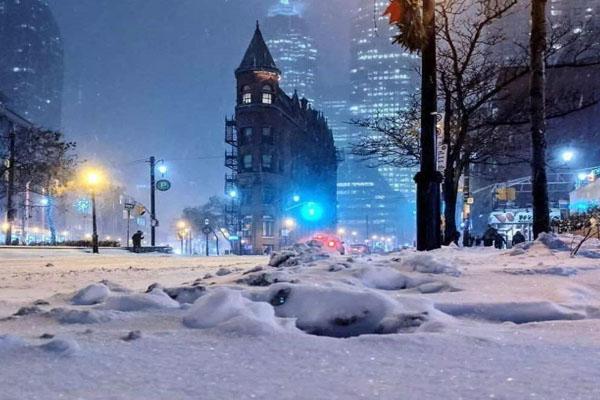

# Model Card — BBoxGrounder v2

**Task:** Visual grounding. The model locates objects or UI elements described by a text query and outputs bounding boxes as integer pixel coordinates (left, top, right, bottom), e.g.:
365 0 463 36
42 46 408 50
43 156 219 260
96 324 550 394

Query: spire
236 23 280 75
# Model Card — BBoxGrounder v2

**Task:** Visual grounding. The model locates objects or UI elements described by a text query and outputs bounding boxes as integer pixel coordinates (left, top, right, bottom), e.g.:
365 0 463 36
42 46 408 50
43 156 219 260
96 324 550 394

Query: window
241 127 253 145
262 127 273 144
262 186 275 204
262 154 273 171
243 154 253 171
243 93 252 104
262 216 274 238
262 92 272 104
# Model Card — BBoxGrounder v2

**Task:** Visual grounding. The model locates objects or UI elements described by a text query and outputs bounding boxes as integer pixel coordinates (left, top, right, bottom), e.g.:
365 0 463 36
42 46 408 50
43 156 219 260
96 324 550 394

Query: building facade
263 0 317 103
225 24 337 255
0 0 63 130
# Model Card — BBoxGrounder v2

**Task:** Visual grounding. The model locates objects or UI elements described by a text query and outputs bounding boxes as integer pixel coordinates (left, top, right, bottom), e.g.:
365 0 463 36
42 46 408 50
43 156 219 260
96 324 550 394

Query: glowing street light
284 218 296 229
81 167 105 254
1 222 9 232
561 150 575 163
157 165 168 175
228 190 238 198
292 194 301 203
337 228 346 236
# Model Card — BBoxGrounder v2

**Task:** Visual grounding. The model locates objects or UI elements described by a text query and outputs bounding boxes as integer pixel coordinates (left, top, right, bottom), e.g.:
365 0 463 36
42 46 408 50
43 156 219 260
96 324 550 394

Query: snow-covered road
1 236 599 400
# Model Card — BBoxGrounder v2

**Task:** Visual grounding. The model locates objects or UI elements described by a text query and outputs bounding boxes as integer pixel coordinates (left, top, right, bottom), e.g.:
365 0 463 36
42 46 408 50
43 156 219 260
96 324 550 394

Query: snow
1 241 600 399
71 283 111 305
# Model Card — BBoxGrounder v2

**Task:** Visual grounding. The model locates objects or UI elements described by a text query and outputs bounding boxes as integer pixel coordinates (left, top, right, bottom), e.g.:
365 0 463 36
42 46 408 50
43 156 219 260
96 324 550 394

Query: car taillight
328 241 336 247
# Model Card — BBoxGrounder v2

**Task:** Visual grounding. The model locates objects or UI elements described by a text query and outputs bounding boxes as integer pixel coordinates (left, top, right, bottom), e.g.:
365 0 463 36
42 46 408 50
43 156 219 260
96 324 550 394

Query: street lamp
158 164 168 175
561 150 575 163
82 168 104 254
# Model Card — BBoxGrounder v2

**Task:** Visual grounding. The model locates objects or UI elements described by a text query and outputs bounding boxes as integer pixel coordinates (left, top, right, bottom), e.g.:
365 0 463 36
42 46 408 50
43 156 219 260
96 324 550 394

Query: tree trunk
442 171 458 246
530 0 551 238
414 0 442 251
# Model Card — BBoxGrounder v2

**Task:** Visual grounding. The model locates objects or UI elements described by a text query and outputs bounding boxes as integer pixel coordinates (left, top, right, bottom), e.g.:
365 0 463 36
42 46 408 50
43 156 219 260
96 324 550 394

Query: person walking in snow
512 231 526 246
494 233 506 249
132 230 144 253
483 226 498 247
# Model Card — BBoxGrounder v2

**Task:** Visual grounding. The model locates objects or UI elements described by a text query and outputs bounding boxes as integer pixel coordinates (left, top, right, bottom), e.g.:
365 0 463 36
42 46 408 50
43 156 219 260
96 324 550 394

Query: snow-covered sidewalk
1 235 600 400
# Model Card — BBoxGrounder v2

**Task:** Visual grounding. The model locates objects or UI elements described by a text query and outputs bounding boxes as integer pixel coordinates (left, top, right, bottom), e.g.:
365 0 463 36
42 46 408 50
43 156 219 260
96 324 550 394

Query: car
311 233 345 255
349 244 371 255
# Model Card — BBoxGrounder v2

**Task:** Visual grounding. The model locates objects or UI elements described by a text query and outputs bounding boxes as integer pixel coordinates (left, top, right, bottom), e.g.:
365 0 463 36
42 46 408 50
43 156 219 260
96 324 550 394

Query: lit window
262 92 272 104
243 93 252 104
242 216 253 238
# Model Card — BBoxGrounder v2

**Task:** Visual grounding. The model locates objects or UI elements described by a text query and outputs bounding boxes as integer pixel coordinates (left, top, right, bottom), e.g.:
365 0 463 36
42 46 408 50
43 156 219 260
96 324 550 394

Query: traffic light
300 202 324 222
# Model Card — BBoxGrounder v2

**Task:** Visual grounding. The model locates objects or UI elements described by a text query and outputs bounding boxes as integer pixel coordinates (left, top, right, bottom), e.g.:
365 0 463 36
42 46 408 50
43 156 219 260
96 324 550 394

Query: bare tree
352 0 600 244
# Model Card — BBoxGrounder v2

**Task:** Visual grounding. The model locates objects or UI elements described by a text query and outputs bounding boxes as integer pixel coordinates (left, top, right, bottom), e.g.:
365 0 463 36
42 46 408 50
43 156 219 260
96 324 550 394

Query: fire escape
224 118 240 253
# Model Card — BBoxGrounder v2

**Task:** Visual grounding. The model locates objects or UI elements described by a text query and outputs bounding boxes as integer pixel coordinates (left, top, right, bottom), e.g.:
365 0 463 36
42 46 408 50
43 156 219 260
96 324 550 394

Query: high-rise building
341 0 420 242
263 0 317 102
0 0 63 130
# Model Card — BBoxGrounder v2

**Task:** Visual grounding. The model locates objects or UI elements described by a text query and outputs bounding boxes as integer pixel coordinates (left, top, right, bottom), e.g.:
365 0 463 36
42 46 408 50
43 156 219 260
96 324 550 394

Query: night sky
47 0 352 235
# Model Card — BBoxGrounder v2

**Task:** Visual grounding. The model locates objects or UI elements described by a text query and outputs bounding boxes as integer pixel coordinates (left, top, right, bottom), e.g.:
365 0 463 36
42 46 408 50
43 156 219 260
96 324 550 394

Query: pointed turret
236 22 280 75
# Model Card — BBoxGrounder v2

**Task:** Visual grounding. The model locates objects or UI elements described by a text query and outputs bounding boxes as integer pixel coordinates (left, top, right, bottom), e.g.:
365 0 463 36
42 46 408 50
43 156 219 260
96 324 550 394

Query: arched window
262 85 273 104
242 85 252 104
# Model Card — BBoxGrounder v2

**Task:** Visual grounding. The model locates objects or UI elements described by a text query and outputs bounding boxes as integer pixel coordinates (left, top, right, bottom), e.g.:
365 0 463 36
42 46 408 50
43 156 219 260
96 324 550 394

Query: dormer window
242 85 252 104
262 85 273 104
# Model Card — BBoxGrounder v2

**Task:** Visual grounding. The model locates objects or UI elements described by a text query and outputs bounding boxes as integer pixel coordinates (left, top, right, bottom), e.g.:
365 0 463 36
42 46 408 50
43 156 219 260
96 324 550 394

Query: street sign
228 235 240 241
124 202 135 210
156 179 171 192
202 226 212 235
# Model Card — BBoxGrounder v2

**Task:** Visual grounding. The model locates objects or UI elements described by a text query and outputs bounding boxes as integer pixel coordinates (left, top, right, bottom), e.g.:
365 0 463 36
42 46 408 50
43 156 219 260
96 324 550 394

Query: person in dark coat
132 230 144 253
512 231 526 246
494 233 507 249
483 226 498 247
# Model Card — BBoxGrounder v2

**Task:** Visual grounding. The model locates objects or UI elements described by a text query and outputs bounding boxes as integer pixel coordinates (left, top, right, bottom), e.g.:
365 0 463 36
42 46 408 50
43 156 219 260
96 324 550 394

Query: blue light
578 172 588 181
229 190 238 198
300 202 324 222
292 194 301 203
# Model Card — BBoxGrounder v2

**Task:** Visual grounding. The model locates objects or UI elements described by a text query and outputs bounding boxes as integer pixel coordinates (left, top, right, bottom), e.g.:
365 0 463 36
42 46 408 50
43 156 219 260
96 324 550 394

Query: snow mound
162 286 206 304
0 335 27 353
183 288 289 335
39 338 80 355
521 233 570 252
400 254 461 277
257 283 435 338
503 267 578 277
103 288 180 312
355 266 413 290
435 301 587 324
49 308 114 324
71 283 110 305
269 243 330 268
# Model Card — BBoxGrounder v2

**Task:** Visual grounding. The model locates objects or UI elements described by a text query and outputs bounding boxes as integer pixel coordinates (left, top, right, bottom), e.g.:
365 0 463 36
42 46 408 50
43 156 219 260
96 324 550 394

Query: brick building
225 23 337 254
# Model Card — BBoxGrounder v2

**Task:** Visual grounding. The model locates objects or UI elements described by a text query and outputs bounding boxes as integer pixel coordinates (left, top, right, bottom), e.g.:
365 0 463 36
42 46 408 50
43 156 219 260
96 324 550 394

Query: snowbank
71 283 110 305
435 301 587 324
183 288 292 335
255 283 436 337
103 288 180 312
398 253 461 276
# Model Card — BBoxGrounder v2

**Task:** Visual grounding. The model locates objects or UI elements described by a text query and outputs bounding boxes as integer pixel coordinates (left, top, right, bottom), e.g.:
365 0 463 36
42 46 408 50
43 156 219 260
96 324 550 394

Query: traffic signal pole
149 156 156 247
414 0 442 251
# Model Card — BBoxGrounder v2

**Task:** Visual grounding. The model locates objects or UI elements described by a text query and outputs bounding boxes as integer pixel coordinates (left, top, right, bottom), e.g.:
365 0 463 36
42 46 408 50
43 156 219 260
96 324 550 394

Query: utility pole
414 0 442 251
149 156 157 246
4 123 16 246
91 188 99 254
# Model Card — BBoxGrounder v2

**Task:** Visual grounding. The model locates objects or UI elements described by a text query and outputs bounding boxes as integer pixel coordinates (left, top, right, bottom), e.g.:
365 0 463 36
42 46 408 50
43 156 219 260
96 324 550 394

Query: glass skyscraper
0 0 63 130
263 0 317 102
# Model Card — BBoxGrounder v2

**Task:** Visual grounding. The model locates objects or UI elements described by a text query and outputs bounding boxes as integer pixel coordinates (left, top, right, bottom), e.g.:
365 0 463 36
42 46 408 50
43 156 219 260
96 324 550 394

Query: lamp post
83 168 104 254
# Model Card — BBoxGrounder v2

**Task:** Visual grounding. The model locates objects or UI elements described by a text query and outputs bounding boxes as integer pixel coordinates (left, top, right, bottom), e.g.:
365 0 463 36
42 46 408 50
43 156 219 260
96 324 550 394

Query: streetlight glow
158 165 168 174
561 150 575 163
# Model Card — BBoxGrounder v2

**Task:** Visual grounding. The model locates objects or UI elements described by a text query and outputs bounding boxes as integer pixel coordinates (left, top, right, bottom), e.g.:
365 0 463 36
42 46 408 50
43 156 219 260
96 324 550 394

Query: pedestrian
512 231 526 246
132 230 144 253
483 225 498 247
494 233 506 249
